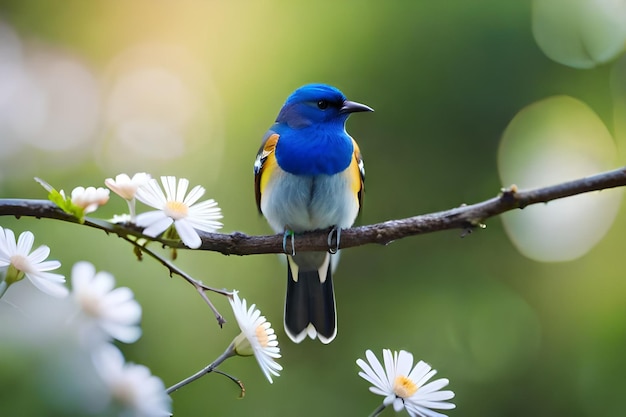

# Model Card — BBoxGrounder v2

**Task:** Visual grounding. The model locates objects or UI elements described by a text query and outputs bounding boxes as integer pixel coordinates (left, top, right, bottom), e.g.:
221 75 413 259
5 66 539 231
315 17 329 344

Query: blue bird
254 84 373 343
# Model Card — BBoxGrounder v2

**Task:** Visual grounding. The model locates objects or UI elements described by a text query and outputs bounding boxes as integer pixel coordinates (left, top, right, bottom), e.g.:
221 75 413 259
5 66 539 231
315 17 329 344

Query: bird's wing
254 132 280 214
350 138 365 213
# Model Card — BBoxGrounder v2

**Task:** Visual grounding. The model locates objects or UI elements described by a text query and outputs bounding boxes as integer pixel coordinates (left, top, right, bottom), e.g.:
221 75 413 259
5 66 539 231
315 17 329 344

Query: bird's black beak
340 100 374 114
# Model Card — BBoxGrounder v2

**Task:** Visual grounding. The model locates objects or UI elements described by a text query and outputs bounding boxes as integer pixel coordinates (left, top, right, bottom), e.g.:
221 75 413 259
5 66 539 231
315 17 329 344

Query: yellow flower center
10 255 30 273
5 256 28 284
78 293 103 317
255 324 269 348
393 375 418 398
111 378 137 408
164 201 189 220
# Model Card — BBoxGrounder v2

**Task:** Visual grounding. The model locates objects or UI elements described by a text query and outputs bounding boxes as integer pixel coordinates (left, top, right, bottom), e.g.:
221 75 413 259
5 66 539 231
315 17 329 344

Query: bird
253 83 373 344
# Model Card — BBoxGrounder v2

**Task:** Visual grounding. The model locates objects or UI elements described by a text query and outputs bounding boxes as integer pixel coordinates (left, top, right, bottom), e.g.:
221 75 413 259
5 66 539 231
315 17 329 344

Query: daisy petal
418 378 450 395
134 210 169 228
173 219 202 249
175 178 190 202
28 273 69 297
142 217 174 238
406 403 454 417
183 185 205 206
16 230 35 255
32 260 61 272
27 245 51 264
101 322 142 343
2 228 18 255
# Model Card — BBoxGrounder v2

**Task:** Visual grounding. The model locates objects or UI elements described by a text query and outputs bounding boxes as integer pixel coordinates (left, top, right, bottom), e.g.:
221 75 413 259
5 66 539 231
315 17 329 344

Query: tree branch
1 166 625 255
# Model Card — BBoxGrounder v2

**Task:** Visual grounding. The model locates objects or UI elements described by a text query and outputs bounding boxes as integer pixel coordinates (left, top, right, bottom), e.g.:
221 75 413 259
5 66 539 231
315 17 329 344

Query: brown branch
1 166 625 255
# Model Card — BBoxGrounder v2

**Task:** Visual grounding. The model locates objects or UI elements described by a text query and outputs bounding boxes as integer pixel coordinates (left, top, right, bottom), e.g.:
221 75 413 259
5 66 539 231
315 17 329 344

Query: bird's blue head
276 83 373 129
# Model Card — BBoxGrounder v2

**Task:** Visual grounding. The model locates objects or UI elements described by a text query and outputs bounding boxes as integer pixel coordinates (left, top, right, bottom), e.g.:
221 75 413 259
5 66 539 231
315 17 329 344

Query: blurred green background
1 1 626 416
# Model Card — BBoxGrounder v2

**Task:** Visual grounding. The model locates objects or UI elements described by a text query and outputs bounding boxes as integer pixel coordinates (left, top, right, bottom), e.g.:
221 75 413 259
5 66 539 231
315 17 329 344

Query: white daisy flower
105 172 151 200
229 291 282 383
0 227 68 298
134 176 223 249
105 173 151 219
356 349 455 417
71 186 110 214
71 261 142 345
93 344 172 417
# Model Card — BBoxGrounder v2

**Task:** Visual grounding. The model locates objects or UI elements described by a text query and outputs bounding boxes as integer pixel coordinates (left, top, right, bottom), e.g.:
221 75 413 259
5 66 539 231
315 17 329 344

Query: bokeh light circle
532 0 626 69
99 43 224 174
498 95 622 262
0 24 100 159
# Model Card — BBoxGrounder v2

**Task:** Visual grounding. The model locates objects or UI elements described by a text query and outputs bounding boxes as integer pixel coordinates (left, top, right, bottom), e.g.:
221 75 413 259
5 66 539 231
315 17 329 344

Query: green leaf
35 177 86 223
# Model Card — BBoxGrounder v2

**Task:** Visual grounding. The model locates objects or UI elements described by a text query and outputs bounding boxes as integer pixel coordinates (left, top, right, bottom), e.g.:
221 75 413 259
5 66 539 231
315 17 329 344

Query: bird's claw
327 226 341 254
282 230 296 256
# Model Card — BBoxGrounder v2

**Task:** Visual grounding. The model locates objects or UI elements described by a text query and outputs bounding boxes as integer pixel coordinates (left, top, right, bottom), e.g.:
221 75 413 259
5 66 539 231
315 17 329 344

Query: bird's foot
327 226 341 254
282 229 296 256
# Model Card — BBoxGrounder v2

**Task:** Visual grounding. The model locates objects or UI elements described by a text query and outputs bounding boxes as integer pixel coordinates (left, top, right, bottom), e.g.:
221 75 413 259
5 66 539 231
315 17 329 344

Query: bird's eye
317 100 329 110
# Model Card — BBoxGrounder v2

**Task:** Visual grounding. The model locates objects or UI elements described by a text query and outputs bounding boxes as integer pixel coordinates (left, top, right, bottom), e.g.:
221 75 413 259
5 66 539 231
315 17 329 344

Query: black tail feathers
284 253 336 344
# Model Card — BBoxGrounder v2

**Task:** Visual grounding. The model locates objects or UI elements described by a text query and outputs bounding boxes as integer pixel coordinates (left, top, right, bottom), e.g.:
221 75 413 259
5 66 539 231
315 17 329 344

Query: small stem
166 343 237 394
213 369 246 398
0 280 9 299
368 403 387 417
127 199 137 221
196 285 226 327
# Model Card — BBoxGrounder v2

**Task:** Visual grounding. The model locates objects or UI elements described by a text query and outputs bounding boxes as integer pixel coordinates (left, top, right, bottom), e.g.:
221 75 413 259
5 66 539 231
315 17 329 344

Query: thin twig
195 285 227 327
166 343 237 394
368 403 387 417
213 369 246 398
121 235 230 326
